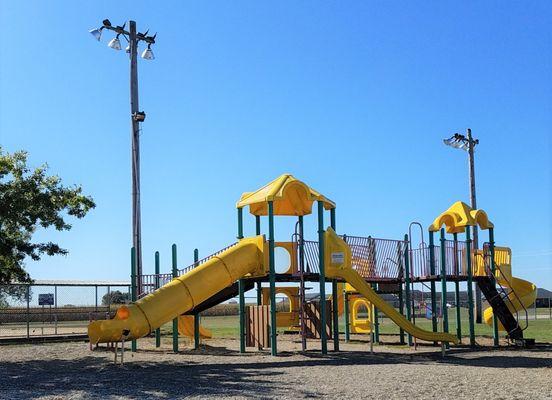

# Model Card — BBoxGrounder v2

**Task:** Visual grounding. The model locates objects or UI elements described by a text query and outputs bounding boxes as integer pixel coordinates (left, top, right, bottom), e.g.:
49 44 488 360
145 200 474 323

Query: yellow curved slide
484 276 537 330
178 315 212 339
481 247 537 330
88 236 265 344
324 228 458 344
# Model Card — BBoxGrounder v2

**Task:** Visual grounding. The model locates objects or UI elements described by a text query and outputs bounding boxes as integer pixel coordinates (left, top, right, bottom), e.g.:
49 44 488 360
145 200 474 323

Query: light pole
443 128 483 323
89 19 156 296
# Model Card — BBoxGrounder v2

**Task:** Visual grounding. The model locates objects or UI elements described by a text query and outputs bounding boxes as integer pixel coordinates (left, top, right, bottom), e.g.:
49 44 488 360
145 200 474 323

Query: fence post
54 284 58 335
26 285 30 339
172 244 179 353
155 251 161 348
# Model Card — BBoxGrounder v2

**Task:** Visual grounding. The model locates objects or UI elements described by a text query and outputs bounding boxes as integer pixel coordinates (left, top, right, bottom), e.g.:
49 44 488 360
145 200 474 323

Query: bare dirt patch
0 336 550 399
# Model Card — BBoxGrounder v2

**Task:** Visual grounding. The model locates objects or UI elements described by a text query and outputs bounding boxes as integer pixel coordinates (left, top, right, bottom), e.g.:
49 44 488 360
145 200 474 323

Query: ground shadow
0 345 550 399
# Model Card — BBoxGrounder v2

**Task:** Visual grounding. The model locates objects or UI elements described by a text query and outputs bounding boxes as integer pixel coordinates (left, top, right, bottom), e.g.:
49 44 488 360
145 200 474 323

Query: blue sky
1 1 550 292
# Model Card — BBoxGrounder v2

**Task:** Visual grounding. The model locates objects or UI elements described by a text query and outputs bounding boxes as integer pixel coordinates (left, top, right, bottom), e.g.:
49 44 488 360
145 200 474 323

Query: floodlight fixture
108 34 122 50
89 27 103 41
141 44 154 60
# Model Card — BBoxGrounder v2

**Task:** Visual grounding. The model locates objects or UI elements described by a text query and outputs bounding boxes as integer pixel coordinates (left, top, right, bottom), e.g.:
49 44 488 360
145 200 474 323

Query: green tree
0 147 95 288
102 290 129 306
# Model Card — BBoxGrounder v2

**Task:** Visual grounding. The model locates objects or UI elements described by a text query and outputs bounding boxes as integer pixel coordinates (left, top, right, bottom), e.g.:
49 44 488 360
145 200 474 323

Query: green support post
298 214 307 351
172 244 179 353
317 201 328 355
155 251 161 348
344 291 350 342
255 215 262 306
131 247 137 352
193 248 200 350
237 208 244 239
466 226 476 347
255 215 261 235
268 201 277 355
237 208 246 353
403 234 413 346
238 279 246 353
428 232 438 335
343 234 350 343
453 233 462 343
330 208 339 351
440 228 449 348
489 228 499 346
398 284 405 344
372 283 380 343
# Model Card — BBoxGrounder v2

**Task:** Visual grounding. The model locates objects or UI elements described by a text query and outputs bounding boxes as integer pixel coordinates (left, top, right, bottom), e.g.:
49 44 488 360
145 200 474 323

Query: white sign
331 252 344 264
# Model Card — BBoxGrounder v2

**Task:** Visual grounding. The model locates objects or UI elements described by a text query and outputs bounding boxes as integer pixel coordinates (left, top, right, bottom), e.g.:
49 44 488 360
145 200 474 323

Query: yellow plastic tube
88 236 265 344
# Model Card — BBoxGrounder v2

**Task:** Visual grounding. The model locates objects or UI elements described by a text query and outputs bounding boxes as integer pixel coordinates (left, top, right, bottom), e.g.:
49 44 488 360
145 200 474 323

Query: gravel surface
0 337 550 399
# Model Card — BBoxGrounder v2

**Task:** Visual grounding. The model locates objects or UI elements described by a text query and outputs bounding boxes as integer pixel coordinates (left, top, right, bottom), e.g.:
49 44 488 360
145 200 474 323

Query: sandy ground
0 336 550 400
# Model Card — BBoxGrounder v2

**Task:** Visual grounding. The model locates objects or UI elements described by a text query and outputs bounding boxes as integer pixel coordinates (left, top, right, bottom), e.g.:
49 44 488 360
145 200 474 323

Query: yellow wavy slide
324 228 458 344
481 247 537 330
88 236 265 344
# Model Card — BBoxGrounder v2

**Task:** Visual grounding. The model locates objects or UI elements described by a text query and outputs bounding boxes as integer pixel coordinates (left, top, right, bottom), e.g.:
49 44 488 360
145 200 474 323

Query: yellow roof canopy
237 174 335 216
429 201 494 233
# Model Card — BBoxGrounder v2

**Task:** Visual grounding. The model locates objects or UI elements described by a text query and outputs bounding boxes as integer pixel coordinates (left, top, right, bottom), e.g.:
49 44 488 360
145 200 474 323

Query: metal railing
409 240 469 279
138 242 238 298
300 235 407 281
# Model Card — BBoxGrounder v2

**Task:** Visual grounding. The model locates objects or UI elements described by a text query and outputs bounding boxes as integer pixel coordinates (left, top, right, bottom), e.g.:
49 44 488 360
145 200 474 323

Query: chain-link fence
0 282 130 339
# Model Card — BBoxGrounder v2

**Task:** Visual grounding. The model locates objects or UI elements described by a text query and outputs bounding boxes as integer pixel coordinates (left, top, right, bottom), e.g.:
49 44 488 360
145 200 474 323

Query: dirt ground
0 336 550 400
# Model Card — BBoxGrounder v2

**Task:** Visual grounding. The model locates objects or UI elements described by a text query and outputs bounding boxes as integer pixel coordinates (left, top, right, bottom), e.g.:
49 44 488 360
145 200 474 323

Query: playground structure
88 174 537 355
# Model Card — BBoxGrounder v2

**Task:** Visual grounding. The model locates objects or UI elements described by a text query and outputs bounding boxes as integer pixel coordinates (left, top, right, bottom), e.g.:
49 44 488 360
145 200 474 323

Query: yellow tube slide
88 236 265 344
324 228 458 344
178 315 212 339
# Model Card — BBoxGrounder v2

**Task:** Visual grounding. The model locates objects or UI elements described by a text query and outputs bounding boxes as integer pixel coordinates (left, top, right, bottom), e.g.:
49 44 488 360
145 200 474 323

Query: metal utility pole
89 19 156 296
129 21 143 296
443 128 482 323
466 129 483 322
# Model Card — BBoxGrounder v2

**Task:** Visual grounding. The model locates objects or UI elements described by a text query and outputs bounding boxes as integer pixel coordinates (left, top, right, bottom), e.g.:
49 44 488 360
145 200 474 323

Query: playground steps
184 280 255 315
477 277 523 340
